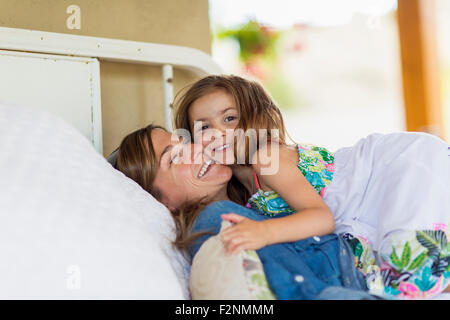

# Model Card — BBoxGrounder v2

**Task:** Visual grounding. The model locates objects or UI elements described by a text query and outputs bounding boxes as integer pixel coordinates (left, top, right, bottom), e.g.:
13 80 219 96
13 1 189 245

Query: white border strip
162 64 174 132
0 26 222 76
89 58 103 154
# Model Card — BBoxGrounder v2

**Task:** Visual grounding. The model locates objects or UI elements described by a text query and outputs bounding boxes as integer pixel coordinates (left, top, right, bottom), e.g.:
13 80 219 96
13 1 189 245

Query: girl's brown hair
174 74 288 145
174 74 291 206
116 124 213 252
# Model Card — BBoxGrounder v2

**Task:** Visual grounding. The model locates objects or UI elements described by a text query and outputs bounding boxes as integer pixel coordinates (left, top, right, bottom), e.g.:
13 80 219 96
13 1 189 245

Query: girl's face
188 90 239 165
150 128 232 211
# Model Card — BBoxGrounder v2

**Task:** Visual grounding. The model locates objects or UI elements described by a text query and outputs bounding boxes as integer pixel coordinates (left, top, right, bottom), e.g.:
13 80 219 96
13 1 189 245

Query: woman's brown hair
116 124 162 197
116 124 217 253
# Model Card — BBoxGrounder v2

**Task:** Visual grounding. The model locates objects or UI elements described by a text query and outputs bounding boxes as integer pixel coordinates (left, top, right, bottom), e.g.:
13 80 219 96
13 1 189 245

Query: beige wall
0 0 212 155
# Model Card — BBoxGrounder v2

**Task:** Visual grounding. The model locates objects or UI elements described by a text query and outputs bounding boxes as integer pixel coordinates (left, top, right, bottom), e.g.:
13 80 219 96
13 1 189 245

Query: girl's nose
204 126 226 143
216 124 227 137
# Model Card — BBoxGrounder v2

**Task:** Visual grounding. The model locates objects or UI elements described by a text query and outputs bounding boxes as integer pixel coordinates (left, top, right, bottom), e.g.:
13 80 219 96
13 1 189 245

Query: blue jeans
190 200 379 300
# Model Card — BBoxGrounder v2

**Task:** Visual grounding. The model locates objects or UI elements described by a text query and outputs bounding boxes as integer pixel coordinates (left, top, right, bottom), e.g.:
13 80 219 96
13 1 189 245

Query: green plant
216 20 281 63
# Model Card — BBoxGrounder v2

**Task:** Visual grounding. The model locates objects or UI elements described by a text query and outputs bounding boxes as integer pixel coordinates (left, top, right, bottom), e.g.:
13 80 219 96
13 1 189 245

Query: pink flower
425 276 444 298
432 223 447 231
325 163 335 172
398 282 422 299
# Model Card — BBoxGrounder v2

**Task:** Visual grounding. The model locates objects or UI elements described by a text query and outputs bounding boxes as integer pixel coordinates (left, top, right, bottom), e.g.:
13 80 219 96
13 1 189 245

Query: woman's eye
200 124 209 131
170 148 183 164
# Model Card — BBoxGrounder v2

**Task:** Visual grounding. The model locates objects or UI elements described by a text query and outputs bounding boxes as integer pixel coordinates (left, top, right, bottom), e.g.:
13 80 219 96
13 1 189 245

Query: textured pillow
0 103 190 299
189 221 275 300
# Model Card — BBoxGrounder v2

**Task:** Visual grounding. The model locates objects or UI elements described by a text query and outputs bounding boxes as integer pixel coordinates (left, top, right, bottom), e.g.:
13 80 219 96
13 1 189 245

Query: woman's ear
167 204 177 213
161 199 177 213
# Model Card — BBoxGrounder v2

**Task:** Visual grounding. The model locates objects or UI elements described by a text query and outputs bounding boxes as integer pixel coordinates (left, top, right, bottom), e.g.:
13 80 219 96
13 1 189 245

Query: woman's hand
220 213 270 255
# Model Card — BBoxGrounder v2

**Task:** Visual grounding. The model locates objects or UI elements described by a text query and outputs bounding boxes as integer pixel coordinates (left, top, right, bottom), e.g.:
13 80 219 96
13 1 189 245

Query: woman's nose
190 143 204 164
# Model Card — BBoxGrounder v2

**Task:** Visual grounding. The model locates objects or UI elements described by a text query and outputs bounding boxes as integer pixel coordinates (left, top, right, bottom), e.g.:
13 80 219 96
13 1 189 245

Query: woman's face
150 128 232 211
188 89 239 165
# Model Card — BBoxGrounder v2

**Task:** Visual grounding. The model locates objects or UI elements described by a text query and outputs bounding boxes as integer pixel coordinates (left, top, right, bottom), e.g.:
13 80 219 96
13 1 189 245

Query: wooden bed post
397 0 445 138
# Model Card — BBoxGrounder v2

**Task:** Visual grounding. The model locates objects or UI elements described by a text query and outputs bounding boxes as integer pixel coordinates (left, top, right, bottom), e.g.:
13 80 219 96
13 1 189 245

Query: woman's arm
221 144 335 254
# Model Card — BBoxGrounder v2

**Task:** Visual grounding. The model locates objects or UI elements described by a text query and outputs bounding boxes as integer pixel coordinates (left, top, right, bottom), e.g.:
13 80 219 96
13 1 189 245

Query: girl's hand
220 213 270 255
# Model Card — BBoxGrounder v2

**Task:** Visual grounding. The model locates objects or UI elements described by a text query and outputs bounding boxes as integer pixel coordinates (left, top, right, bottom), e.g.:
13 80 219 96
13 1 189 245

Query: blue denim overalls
189 200 380 300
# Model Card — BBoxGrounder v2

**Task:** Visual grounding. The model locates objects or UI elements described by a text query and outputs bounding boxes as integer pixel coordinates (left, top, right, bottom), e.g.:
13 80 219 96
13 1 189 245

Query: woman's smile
197 159 214 178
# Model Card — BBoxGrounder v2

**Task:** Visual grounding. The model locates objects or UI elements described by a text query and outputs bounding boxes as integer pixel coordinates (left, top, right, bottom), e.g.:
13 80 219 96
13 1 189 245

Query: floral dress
246 143 334 216
245 142 450 300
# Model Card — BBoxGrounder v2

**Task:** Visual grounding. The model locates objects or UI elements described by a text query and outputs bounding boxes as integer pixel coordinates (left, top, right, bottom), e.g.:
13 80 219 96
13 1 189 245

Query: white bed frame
0 26 221 152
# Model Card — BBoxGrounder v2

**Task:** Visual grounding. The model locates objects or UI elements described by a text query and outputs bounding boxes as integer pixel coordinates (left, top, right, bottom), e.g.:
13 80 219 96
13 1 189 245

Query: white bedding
0 103 190 299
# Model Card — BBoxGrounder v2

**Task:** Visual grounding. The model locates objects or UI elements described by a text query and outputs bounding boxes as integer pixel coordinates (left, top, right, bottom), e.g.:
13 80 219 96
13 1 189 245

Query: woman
114 124 378 300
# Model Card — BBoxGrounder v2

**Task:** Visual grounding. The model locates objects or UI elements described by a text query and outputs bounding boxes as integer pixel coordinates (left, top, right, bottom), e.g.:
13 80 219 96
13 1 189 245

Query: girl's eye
200 124 209 131
225 116 237 122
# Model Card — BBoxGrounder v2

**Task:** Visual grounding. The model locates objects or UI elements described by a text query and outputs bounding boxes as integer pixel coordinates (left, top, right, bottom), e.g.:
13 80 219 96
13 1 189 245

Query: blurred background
209 0 450 151
0 0 448 154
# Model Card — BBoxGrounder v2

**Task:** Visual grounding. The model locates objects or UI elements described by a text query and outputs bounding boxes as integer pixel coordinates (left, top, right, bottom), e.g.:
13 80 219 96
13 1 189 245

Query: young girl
173 74 450 299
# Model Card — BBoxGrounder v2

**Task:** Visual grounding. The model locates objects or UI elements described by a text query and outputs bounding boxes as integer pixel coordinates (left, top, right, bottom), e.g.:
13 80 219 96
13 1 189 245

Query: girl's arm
221 144 336 254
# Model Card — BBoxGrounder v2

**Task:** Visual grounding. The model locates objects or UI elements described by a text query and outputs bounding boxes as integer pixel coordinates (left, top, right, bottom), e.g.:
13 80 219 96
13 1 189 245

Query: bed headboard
0 26 222 153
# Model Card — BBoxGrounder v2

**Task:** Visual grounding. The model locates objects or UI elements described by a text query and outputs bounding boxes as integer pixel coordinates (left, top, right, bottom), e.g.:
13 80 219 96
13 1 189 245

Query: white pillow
0 103 190 299
190 221 275 300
